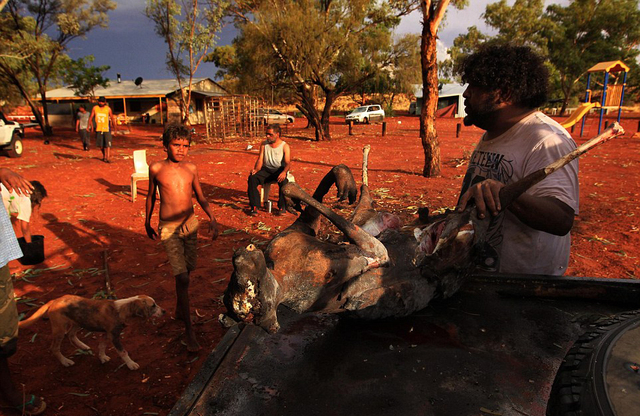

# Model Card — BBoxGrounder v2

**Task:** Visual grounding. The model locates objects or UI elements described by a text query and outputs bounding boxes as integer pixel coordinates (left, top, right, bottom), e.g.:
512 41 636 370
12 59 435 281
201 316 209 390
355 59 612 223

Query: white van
345 105 385 124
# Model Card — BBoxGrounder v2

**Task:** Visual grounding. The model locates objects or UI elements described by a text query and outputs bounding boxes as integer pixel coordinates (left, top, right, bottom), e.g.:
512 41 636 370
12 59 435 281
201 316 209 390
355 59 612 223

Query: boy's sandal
15 394 46 415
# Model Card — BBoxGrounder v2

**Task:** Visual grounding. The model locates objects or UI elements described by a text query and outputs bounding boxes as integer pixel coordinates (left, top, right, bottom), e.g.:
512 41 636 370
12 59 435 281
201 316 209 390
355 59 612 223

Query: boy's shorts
0 265 18 358
96 131 112 148
79 129 89 143
159 215 199 276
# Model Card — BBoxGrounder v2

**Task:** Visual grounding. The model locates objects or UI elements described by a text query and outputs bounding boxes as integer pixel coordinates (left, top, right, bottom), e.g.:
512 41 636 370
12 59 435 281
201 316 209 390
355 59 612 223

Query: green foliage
448 0 640 108
222 0 416 138
146 0 228 122
357 33 421 107
62 55 110 98
0 0 117 132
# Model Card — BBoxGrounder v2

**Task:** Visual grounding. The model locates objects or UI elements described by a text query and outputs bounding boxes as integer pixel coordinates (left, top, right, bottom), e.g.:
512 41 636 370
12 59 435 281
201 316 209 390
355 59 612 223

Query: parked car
258 109 294 125
345 104 385 124
0 118 24 158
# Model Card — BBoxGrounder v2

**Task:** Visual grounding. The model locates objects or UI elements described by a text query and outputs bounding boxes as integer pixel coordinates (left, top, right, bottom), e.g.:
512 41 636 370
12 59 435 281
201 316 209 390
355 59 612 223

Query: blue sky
64 1 536 82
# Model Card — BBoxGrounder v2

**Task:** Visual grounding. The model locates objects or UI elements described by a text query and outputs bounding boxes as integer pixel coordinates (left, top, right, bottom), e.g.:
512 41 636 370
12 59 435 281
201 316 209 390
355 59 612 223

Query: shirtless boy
145 124 219 351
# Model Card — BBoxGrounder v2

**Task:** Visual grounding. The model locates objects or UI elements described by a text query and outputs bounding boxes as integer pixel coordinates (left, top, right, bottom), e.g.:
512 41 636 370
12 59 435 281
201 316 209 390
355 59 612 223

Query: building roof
43 77 227 101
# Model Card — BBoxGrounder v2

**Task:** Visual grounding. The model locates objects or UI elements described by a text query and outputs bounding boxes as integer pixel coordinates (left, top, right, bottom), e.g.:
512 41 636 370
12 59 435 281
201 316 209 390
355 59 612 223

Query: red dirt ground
2 114 639 416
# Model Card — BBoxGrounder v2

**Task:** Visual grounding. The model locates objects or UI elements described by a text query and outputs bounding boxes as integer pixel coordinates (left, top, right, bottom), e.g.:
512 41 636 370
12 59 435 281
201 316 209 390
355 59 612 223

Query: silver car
345 105 385 124
258 108 294 125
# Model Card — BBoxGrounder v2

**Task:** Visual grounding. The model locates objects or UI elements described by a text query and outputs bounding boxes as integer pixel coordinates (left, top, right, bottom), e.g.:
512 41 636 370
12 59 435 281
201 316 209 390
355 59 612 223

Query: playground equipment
560 102 599 129
573 60 629 136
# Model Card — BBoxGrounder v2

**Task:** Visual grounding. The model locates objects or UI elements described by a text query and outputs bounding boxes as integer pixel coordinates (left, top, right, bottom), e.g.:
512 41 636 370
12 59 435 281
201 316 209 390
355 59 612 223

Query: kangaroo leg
282 182 389 268
289 165 358 236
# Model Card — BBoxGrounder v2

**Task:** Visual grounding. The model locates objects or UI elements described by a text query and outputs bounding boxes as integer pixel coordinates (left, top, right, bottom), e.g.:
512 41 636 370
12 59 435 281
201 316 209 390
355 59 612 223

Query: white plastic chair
131 150 150 202
260 171 295 206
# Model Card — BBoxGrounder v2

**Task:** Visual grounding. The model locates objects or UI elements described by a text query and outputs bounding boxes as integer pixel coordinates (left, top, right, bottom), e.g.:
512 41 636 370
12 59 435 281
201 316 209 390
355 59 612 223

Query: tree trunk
1 65 47 135
419 10 441 177
318 92 335 141
296 104 312 129
38 88 53 136
559 97 569 116
297 82 330 141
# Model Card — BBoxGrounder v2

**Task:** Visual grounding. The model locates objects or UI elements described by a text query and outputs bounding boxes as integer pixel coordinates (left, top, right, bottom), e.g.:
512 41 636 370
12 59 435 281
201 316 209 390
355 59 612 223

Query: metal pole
581 73 592 137
618 71 628 124
598 72 609 134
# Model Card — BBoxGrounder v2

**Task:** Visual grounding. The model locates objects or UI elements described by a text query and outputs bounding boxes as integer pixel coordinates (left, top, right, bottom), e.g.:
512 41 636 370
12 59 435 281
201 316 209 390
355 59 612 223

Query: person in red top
89 96 117 163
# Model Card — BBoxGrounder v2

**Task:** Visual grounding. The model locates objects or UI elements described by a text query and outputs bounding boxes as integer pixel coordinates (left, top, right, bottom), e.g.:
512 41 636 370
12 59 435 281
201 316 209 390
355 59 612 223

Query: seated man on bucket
247 125 292 216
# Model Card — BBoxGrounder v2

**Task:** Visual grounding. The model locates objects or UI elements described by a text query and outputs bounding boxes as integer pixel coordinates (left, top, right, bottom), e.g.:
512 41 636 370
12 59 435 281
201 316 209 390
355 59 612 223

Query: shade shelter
581 60 629 136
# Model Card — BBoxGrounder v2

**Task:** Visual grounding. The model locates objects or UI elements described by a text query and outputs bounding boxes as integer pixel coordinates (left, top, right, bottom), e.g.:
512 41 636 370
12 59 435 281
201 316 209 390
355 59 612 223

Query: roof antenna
134 77 143 88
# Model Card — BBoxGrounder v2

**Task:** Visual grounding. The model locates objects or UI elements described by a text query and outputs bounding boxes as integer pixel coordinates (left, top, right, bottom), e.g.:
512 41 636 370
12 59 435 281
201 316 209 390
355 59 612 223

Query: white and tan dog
19 295 165 370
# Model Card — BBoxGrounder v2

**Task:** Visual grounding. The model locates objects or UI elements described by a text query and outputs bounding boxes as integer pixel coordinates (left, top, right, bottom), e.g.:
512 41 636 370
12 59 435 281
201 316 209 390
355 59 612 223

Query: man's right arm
145 164 159 240
250 144 265 175
457 179 575 236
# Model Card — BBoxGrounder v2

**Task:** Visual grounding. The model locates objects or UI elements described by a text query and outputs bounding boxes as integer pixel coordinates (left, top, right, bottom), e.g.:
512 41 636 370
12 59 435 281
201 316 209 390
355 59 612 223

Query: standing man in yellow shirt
89 96 117 163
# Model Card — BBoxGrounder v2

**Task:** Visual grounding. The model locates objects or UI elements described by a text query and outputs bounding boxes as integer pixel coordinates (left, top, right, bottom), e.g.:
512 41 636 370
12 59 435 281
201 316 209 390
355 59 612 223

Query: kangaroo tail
18 301 53 329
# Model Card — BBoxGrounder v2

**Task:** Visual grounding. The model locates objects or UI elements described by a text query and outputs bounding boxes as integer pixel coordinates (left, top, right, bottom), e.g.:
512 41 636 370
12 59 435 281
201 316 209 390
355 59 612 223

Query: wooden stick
500 122 625 208
545 122 624 175
362 145 371 186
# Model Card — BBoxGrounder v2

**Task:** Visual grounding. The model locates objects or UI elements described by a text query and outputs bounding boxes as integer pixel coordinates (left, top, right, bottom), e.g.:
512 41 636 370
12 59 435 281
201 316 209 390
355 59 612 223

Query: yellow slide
561 102 599 128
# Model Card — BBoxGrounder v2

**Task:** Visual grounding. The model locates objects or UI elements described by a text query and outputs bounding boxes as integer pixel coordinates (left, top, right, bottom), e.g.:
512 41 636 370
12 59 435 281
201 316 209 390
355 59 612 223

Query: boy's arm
145 164 159 240
19 220 31 243
277 143 291 182
75 118 80 132
250 144 265 175
191 165 218 240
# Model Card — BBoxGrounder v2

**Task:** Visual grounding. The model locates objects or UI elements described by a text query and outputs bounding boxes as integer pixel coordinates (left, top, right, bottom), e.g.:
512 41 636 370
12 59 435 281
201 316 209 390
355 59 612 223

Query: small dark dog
19 295 164 370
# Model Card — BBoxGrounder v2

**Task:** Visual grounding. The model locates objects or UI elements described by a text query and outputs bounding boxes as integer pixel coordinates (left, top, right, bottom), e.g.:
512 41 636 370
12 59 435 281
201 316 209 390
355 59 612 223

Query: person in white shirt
1 180 47 244
456 44 579 276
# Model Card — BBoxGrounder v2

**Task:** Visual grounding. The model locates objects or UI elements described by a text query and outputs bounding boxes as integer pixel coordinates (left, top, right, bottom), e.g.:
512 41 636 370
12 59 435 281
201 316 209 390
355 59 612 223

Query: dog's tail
18 301 53 329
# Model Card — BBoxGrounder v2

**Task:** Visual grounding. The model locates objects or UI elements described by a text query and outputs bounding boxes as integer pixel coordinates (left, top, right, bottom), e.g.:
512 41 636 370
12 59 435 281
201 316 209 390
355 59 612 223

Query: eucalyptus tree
146 0 228 124
0 0 117 135
62 55 110 99
224 0 416 141
418 0 467 177
448 0 640 115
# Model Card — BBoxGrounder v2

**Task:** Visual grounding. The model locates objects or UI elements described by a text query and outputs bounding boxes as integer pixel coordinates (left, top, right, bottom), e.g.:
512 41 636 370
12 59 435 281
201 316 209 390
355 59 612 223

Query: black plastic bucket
17 235 45 265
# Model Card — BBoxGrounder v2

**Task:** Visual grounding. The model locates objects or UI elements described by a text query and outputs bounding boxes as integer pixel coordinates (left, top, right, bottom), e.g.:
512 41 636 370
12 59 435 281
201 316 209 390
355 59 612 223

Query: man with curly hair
456 44 579 275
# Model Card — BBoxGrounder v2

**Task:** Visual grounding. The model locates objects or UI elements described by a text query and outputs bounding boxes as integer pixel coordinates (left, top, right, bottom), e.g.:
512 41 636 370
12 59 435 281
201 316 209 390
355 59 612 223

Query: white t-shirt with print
459 112 579 275
1 184 32 223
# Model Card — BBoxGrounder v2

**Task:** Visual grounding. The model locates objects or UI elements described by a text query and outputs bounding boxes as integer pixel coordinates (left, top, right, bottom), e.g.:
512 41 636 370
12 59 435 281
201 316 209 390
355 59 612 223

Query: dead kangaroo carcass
223 124 624 333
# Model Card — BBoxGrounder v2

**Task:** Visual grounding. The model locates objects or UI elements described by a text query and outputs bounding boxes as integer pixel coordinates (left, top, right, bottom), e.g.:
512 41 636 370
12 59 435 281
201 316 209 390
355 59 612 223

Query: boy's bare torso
151 160 197 223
